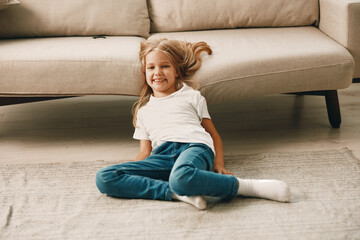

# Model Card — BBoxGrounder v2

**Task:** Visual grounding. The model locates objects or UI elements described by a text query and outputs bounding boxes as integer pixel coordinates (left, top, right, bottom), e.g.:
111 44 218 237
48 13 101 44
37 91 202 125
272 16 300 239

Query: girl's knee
169 166 196 195
95 167 114 194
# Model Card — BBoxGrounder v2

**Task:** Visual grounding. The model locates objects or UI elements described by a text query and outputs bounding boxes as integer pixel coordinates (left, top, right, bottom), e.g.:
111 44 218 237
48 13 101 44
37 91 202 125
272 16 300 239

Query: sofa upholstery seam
199 61 354 89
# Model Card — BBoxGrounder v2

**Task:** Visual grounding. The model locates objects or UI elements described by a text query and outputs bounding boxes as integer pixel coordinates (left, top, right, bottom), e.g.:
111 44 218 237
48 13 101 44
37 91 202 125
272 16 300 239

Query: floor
1 84 359 165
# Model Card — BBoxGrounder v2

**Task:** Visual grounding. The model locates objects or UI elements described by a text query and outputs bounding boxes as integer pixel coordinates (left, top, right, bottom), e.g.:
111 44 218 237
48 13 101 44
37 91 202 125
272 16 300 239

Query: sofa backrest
0 0 150 38
149 0 319 33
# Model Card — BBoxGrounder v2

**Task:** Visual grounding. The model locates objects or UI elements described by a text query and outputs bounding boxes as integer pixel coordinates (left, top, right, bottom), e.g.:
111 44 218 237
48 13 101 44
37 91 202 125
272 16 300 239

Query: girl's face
145 50 178 98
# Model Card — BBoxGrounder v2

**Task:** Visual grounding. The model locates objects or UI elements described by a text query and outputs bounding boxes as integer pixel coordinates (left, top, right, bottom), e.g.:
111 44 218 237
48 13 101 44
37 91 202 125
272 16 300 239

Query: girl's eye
146 65 170 70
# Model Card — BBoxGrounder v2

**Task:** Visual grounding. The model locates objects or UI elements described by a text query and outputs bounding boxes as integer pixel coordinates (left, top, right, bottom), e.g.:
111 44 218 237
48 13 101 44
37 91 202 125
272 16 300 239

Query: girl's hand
213 164 234 175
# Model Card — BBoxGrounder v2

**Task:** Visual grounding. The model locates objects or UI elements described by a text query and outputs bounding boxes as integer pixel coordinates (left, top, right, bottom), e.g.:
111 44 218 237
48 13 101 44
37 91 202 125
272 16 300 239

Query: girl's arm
201 118 234 175
134 139 152 161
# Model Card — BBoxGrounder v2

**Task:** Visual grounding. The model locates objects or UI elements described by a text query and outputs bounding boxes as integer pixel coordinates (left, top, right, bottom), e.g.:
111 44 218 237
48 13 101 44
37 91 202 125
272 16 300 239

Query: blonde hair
132 38 213 127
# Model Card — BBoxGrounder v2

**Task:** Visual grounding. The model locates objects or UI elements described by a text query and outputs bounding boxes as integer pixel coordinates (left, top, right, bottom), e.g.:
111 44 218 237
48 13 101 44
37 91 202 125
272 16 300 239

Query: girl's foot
237 178 291 202
172 193 207 210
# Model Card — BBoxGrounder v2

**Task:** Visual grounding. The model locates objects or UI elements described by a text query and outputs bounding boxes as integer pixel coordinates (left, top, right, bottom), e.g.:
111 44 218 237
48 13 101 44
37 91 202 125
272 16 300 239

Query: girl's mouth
153 79 166 83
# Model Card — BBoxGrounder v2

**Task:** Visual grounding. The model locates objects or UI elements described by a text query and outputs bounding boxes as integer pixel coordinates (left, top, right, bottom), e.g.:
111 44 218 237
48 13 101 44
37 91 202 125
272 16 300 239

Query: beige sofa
0 0 359 128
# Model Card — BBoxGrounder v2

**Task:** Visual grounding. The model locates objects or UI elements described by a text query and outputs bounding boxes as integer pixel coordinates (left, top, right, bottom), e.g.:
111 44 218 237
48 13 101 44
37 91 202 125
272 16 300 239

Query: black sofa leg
325 90 341 128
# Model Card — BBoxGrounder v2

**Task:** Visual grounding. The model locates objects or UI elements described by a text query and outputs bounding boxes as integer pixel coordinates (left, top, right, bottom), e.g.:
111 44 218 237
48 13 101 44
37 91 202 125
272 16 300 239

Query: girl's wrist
213 160 224 168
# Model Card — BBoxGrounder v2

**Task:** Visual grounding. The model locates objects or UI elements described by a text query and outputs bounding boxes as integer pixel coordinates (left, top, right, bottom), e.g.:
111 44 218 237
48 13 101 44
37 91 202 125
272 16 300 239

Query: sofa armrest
319 0 360 78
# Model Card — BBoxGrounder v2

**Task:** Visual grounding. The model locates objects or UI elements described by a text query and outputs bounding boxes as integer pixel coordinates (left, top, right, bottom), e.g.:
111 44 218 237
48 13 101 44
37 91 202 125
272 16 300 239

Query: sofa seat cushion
0 37 144 96
149 27 355 104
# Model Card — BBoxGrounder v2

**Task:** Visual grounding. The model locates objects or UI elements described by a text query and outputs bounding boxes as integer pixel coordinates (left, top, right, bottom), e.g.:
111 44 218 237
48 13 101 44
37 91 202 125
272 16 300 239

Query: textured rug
1 148 360 240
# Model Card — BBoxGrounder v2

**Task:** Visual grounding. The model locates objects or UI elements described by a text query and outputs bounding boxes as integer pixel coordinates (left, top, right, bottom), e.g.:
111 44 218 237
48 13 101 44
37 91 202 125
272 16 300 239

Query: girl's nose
154 67 162 75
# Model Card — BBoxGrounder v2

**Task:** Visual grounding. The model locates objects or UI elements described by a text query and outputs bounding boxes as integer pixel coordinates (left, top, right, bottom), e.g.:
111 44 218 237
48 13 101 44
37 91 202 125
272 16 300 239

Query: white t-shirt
133 84 215 153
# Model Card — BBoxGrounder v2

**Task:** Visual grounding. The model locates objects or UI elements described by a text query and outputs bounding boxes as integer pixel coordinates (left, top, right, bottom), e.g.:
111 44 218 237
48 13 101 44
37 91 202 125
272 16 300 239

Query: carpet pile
1 148 359 239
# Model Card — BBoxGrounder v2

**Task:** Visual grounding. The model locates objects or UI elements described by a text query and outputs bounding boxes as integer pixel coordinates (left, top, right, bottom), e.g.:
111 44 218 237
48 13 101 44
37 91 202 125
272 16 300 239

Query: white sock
237 178 291 202
172 193 207 210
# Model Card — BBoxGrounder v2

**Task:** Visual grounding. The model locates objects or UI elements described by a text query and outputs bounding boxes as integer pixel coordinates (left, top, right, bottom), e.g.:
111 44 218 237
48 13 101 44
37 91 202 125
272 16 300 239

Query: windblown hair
132 38 213 127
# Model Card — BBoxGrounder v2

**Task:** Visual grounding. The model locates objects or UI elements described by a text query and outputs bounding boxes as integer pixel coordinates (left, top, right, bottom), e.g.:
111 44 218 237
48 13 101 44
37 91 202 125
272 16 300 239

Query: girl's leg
96 142 208 209
236 178 290 202
169 143 239 201
169 143 290 202
96 157 173 200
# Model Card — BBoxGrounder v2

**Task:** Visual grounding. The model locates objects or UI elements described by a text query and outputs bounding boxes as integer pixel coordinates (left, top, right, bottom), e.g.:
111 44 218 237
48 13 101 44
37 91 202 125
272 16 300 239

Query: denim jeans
96 141 239 201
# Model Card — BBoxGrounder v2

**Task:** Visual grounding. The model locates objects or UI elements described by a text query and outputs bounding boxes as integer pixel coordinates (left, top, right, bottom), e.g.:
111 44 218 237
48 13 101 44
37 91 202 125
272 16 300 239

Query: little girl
96 38 290 210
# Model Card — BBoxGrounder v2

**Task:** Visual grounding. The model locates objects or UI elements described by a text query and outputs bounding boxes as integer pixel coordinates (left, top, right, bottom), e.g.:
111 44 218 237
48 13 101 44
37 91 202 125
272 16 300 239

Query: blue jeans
95 142 238 201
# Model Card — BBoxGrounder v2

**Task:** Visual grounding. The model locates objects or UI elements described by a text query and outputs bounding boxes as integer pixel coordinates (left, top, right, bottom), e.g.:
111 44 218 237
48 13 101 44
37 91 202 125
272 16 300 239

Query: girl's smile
145 50 178 98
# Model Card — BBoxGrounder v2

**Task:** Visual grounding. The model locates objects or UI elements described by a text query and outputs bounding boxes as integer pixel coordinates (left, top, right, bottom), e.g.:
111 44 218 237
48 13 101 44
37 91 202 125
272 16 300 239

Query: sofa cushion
149 0 319 33
149 27 354 103
0 0 19 11
0 0 150 38
0 37 143 95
